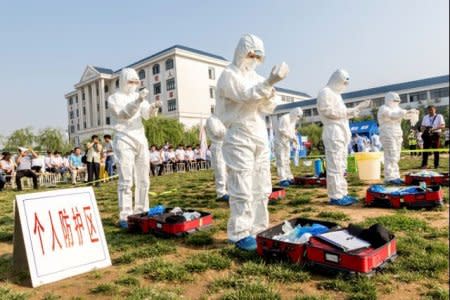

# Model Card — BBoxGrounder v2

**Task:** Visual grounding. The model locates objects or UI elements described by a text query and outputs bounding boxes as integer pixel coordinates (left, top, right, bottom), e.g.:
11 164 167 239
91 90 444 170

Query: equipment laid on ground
256 218 338 264
269 187 286 202
293 175 326 186
404 171 449 186
127 207 213 236
305 227 397 275
365 184 443 209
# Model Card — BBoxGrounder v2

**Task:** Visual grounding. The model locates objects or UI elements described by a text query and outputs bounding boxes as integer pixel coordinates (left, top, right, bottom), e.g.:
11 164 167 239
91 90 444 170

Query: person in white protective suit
108 68 161 228
371 132 382 152
378 92 418 185
275 107 303 186
216 34 289 251
205 115 229 202
317 69 371 206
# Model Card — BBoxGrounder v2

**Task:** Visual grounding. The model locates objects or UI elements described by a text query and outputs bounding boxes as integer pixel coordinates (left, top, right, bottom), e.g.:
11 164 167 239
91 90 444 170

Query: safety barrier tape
296 148 449 160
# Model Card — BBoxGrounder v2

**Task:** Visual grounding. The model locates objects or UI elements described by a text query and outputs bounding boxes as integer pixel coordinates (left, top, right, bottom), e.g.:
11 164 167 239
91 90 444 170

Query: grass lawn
0 155 448 300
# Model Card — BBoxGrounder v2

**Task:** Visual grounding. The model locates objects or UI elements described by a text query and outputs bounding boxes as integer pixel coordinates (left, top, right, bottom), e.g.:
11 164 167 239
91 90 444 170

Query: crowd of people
0 134 213 192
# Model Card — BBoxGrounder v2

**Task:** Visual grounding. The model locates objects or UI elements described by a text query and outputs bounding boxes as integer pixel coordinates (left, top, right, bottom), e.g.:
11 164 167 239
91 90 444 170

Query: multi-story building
65 45 310 145
274 74 449 123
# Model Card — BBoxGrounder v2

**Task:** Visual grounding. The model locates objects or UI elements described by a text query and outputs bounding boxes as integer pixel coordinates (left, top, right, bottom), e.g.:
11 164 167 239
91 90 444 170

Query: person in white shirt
420 105 445 168
444 128 450 148
175 145 186 169
163 146 177 172
31 155 45 173
149 145 163 176
44 150 54 172
184 145 196 170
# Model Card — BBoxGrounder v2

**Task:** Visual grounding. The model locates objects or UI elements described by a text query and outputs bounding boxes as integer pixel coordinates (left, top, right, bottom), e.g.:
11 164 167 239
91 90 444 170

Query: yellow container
354 152 383 181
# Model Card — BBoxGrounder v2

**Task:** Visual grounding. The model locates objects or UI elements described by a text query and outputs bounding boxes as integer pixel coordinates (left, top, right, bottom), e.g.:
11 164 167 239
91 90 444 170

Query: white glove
139 88 149 100
355 100 371 110
266 62 289 86
405 109 419 126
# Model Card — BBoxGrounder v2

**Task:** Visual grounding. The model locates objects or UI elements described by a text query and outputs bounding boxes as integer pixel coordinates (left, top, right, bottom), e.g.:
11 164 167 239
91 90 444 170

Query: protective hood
289 107 303 121
327 69 350 93
385 92 401 108
118 68 140 94
232 34 265 72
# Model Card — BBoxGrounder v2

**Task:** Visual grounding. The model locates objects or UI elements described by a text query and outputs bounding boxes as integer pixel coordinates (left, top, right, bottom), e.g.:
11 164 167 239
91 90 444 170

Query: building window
372 97 384 108
430 87 449 99
83 122 87 129
211 105 215 113
77 123 80 131
138 69 146 80
400 94 408 103
153 83 161 95
409 91 427 102
82 92 85 100
303 109 312 117
208 67 215 80
97 103 100 112
165 58 174 70
69 111 74 119
115 79 119 89
105 101 109 109
69 98 73 105
83 107 86 115
152 64 160 75
312 108 318 116
76 109 79 117
209 87 215 99
104 85 109 93
96 83 99 96
168 99 177 112
70 125 75 133
98 118 101 126
346 102 354 108
166 78 176 91
106 117 111 125
75 95 78 103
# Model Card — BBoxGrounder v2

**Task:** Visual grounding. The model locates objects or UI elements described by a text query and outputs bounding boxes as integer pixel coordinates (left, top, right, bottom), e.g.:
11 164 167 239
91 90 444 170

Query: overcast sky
0 0 448 136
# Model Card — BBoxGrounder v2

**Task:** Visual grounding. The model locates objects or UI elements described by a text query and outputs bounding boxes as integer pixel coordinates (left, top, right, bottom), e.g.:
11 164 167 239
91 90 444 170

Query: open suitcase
404 172 449 186
365 185 443 209
128 208 213 236
269 187 286 202
305 230 397 275
293 175 326 186
256 218 339 264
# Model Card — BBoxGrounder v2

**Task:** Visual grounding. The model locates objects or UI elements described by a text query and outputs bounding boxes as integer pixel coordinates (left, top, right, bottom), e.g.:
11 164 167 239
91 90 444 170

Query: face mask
125 83 138 94
242 58 258 72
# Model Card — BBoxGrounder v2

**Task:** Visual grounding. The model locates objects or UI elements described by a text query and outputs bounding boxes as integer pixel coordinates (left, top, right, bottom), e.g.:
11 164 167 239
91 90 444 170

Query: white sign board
13 187 111 287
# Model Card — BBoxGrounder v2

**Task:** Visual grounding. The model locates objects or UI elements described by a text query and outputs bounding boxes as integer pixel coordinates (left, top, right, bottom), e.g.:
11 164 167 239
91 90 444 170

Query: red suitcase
127 208 213 236
127 213 153 233
365 185 443 209
305 231 397 275
404 172 449 186
256 218 339 264
148 208 213 236
293 175 326 186
269 188 286 202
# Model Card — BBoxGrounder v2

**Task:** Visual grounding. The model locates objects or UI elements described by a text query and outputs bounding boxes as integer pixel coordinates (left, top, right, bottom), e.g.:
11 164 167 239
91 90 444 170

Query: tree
183 126 200 146
299 123 323 149
4 127 35 151
143 117 185 146
35 128 72 153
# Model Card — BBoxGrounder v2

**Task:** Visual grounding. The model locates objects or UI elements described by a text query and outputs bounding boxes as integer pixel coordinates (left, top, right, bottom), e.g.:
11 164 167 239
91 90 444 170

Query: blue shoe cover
279 180 290 187
217 194 230 201
119 220 128 229
329 195 357 206
235 236 257 251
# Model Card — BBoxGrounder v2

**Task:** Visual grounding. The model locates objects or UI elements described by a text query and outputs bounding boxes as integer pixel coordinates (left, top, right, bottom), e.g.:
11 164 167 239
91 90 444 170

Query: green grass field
0 155 448 300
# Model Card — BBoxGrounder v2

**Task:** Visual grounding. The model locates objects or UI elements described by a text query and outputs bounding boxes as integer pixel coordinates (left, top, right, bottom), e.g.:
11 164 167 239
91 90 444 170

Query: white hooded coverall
317 69 364 200
108 68 159 221
205 115 227 198
377 92 408 181
216 34 279 242
275 108 303 182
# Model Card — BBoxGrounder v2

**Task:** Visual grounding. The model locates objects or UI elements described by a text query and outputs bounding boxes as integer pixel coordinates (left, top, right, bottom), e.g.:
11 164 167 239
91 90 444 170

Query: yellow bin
354 152 383 181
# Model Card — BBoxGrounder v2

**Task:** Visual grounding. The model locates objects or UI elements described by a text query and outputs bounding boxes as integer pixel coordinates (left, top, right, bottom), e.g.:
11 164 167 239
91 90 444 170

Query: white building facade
65 45 310 145
274 75 449 123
